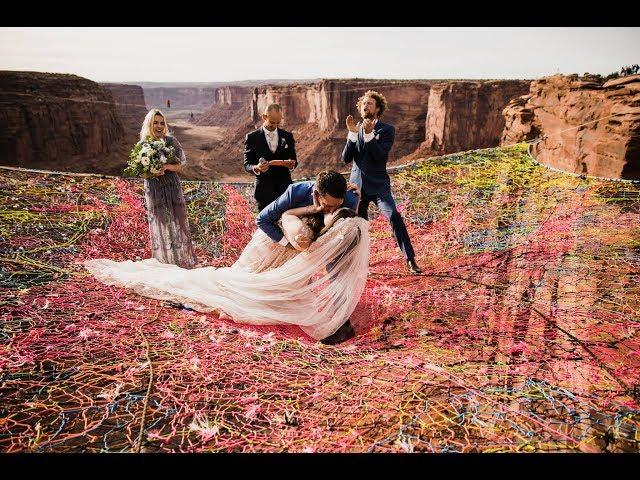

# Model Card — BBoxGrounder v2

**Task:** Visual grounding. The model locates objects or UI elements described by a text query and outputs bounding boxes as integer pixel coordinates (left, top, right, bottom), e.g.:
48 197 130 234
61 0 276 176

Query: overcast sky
1 27 638 82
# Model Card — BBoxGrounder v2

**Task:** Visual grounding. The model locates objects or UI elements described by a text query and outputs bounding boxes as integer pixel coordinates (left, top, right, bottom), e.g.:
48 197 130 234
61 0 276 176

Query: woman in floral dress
138 109 197 269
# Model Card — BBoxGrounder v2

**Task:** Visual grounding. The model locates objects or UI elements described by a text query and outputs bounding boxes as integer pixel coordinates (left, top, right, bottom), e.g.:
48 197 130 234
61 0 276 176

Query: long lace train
84 217 370 340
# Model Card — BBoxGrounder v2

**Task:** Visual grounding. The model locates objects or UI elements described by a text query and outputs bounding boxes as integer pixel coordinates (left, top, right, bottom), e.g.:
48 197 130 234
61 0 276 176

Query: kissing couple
85 170 368 345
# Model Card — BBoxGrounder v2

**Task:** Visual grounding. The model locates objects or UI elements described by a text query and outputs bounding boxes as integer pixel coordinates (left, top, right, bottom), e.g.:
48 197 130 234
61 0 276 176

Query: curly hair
356 90 388 117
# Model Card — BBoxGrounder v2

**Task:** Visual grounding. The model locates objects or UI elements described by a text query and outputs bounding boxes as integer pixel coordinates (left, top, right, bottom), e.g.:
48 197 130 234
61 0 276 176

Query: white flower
97 383 124 402
189 414 220 441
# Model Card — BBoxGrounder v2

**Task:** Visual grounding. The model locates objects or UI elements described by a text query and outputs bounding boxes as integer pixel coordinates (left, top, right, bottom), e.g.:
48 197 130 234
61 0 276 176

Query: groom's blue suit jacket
341 120 395 195
256 181 359 243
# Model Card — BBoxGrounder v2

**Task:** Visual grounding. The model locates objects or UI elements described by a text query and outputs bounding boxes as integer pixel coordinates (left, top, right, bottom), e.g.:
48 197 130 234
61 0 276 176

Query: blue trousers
357 190 416 260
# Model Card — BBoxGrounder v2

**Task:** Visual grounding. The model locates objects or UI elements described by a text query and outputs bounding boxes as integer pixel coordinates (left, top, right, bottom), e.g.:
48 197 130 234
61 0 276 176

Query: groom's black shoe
407 258 422 275
321 319 356 345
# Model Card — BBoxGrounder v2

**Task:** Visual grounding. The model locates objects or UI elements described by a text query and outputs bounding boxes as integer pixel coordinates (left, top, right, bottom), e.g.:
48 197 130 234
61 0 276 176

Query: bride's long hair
298 207 358 244
319 208 358 236
140 109 170 141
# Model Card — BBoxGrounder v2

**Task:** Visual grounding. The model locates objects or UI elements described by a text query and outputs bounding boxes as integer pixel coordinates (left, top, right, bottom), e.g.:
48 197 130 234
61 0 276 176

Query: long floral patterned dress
142 135 197 269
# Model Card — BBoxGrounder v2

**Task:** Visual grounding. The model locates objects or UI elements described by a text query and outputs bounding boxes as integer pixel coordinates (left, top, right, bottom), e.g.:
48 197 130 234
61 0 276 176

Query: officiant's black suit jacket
243 127 298 211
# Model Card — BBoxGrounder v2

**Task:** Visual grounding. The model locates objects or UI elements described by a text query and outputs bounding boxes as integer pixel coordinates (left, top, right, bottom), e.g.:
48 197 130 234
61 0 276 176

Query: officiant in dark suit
243 104 298 212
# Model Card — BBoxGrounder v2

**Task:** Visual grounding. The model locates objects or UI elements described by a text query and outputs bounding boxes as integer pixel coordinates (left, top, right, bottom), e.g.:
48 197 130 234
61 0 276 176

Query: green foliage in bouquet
123 138 178 178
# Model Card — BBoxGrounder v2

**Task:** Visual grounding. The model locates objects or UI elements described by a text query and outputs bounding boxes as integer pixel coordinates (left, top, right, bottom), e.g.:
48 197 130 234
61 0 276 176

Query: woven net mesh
1 144 639 452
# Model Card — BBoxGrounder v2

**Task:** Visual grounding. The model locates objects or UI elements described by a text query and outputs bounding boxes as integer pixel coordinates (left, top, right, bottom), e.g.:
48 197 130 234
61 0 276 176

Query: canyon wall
195 86 254 126
0 73 554 182
100 83 148 145
424 80 531 156
501 74 640 180
0 71 128 174
250 79 434 160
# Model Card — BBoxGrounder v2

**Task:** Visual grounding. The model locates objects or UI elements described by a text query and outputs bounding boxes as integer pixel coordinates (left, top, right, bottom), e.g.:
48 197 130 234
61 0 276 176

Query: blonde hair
140 109 169 141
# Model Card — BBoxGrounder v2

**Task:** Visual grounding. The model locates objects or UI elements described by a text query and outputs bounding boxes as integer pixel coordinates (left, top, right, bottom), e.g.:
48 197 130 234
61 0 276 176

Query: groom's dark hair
316 170 347 198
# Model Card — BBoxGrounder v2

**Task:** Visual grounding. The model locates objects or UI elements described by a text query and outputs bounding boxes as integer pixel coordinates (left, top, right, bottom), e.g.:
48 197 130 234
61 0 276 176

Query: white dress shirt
263 126 279 153
347 118 378 143
253 126 280 175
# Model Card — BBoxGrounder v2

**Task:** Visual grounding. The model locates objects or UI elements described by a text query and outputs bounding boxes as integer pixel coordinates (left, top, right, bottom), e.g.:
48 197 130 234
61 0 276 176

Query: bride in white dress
84 207 370 342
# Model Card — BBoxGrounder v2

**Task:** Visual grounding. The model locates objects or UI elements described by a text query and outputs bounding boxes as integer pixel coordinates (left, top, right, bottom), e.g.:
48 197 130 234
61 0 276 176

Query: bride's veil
228 216 370 339
84 216 370 341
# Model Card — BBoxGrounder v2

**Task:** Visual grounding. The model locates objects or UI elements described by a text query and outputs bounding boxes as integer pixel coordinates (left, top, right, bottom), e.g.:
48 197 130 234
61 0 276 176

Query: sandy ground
163 109 205 122
169 120 252 183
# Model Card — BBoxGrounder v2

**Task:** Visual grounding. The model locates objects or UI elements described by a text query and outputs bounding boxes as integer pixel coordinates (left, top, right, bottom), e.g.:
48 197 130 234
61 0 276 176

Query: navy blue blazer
256 181 359 243
341 120 395 195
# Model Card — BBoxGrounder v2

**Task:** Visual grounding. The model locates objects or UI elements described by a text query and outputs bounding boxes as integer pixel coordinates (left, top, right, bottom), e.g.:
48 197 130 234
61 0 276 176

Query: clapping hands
345 115 360 133
346 115 374 134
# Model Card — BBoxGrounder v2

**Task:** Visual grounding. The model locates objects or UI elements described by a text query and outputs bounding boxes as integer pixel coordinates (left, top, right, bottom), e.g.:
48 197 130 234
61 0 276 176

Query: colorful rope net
1 144 639 452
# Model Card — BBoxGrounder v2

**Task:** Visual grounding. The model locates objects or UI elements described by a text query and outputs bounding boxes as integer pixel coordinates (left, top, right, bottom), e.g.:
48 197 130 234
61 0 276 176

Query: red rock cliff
423 80 531 156
246 79 530 173
195 86 254 126
0 71 128 174
501 74 640 179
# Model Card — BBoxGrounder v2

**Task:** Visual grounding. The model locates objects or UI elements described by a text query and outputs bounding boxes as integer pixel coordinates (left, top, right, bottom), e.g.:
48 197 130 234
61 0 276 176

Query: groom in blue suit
341 90 422 274
256 170 360 345
256 170 359 246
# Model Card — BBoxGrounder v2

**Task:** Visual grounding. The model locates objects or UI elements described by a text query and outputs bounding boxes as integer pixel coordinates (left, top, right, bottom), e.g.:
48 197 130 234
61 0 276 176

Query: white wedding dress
84 217 370 340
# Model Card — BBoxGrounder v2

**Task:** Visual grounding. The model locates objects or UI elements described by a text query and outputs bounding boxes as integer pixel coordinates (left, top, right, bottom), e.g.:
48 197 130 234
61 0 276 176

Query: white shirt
253 126 279 175
347 118 378 143
263 126 279 153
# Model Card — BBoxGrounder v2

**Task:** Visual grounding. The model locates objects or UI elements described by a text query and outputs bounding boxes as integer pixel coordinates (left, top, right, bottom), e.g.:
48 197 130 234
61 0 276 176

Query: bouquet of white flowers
124 138 177 178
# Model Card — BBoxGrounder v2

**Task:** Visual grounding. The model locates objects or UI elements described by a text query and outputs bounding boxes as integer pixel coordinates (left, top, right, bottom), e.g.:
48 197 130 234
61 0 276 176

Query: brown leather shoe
407 258 422 275
321 320 356 345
